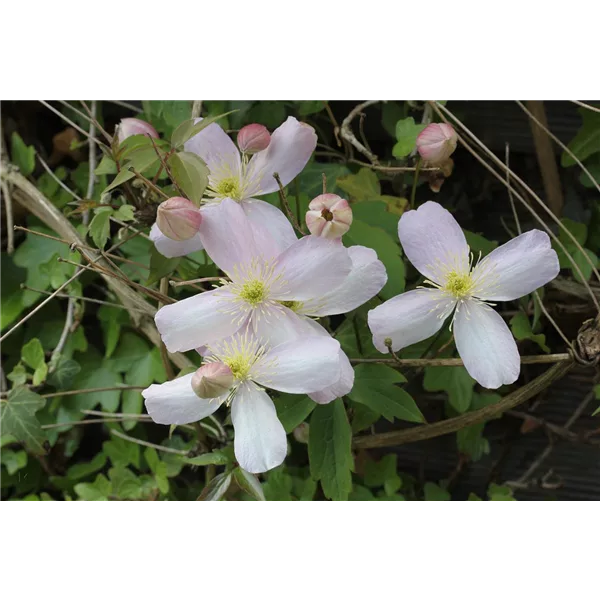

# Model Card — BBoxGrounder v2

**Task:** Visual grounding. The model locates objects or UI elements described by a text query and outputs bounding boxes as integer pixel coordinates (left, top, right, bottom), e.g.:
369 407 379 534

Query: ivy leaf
345 219 405 299
103 435 140 469
393 117 426 158
48 358 81 389
88 209 113 249
275 393 316 433
561 108 600 167
0 387 47 454
423 365 475 414
363 454 403 496
67 453 107 481
10 132 35 176
233 467 266 501
109 466 143 500
510 312 550 353
74 474 111 501
147 245 180 286
1 449 28 475
423 482 451 501
167 152 209 206
348 364 425 423
21 338 45 370
198 471 233 501
309 398 353 501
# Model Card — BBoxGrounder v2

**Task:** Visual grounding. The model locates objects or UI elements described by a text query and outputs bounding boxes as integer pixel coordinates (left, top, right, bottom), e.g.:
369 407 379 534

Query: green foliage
423 482 451 501
309 399 354 501
233 467 266 501
392 117 426 158
147 246 180 286
423 365 475 414
510 312 550 353
21 338 48 385
552 217 599 282
0 387 47 454
167 152 209 205
561 108 600 167
275 393 316 433
198 471 233 501
10 132 35 175
362 454 403 496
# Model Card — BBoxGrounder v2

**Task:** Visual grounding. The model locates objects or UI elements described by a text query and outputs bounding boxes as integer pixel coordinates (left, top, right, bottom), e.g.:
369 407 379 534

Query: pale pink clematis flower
306 193 353 240
150 116 317 258
117 118 159 143
368 201 560 389
155 198 387 402
143 332 342 473
416 123 457 164
155 197 202 242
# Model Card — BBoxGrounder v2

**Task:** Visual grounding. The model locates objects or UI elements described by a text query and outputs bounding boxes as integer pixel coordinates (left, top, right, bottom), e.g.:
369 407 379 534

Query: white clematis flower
150 116 317 258
143 332 342 473
368 201 560 389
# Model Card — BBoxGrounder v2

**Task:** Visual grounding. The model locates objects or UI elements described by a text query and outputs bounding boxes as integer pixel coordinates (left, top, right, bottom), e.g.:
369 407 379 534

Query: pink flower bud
305 193 353 240
117 118 159 143
237 124 271 154
156 197 202 242
191 363 234 399
416 123 457 164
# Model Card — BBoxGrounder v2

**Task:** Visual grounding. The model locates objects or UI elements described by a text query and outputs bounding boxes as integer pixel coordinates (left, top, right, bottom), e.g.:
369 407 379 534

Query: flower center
239 279 267 306
321 208 334 222
280 300 304 312
223 355 252 381
444 271 473 298
215 177 241 200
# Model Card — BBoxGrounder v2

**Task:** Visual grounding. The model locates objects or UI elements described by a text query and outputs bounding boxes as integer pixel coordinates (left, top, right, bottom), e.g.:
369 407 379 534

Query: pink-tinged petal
191 363 234 399
309 350 354 404
252 336 341 394
150 223 204 258
237 124 271 154
368 289 456 353
155 288 242 352
241 199 298 260
306 194 353 240
471 230 560 301
156 197 202 241
143 374 224 425
244 117 317 196
301 246 387 316
454 299 520 389
231 382 287 473
398 201 469 284
271 236 352 301
251 305 315 347
184 118 241 183
416 123 457 164
198 198 259 276
118 118 158 143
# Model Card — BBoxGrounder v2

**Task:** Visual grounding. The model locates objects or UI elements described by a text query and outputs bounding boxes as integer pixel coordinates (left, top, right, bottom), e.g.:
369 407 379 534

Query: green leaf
103 168 135 194
95 155 117 175
67 452 107 481
182 451 230 466
147 245 180 286
309 398 353 501
103 436 140 469
233 467 266 501
561 109 600 167
109 466 143 500
32 363 48 387
463 230 498 257
167 152 209 205
48 358 81 389
263 466 294 500
275 393 316 433
351 201 401 237
11 132 35 175
337 168 381 201
98 305 130 359
0 387 47 454
487 483 516 501
300 162 351 197
74 474 111 501
457 422 490 461
21 338 45 370
423 365 475 414
1 449 28 475
70 363 123 412
348 364 425 423
423 482 451 501
350 401 380 433
171 111 237 149
88 209 113 249
510 312 550 353
114 205 135 222
297 100 325 116
393 117 426 158
345 219 405 299
363 454 403 496
198 471 232 501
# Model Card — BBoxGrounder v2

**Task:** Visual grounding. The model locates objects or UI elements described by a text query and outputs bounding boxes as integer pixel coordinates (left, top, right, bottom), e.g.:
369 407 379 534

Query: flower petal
309 350 354 404
155 288 242 352
271 236 352 301
471 230 560 301
184 118 241 183
454 299 520 389
241 199 298 260
301 246 387 316
368 289 456 353
398 201 469 284
251 305 314 347
244 117 317 196
143 374 224 425
231 382 287 473
252 336 341 394
198 198 259 276
150 223 203 258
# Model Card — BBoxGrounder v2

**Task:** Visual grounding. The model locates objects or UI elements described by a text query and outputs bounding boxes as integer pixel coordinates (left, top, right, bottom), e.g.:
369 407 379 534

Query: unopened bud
306 193 353 240
416 123 457 165
293 422 310 444
117 118 159 143
156 197 202 241
191 363 234 399
237 124 271 154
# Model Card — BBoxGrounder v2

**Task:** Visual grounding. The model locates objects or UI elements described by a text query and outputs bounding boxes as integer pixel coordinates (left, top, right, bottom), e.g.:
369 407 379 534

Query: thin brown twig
349 353 571 367
38 100 102 145
36 153 83 201
340 101 380 163
570 100 600 114
109 428 189 456
83 100 97 226
41 385 147 399
348 158 439 172
169 276 224 288
0 178 14 253
323 101 342 147
273 172 305 234
159 278 176 380
80 100 113 143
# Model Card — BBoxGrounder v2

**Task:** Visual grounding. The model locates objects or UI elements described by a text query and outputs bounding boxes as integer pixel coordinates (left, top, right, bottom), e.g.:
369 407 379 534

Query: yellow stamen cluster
443 271 474 298
239 280 267 306
214 177 242 200
279 300 304 313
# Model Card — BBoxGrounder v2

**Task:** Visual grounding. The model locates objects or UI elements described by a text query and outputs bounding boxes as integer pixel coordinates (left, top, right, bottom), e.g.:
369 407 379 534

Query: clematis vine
155 198 387 403
143 332 343 473
368 201 559 389
150 116 317 258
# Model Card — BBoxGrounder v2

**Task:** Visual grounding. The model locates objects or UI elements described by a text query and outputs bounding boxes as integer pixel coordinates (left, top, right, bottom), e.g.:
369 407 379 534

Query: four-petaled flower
368 201 559 389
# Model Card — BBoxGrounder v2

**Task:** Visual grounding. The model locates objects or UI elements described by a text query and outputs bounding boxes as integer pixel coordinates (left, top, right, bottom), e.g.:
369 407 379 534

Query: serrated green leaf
0 387 47 454
103 436 140 469
67 452 107 481
109 466 142 499
11 132 35 175
309 398 353 501
349 364 424 423
103 168 135 193
21 338 45 370
393 117 426 158
74 474 111 501
88 209 112 249
167 152 209 205
275 393 316 433
337 168 380 201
